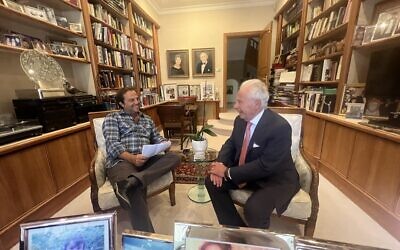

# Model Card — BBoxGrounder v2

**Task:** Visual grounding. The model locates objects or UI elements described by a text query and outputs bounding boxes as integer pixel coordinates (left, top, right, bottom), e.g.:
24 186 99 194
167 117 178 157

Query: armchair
229 108 319 237
88 111 176 212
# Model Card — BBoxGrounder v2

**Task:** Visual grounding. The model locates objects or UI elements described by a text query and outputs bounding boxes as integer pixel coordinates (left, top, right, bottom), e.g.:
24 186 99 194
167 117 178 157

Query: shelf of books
299 0 353 114
87 0 135 101
130 1 161 107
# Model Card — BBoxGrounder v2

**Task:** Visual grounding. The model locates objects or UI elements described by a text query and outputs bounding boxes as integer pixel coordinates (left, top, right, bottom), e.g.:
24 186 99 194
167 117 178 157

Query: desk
183 149 218 203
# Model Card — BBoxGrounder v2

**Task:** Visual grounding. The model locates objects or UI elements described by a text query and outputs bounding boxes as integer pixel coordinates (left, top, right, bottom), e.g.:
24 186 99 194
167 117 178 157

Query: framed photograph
19 212 116 250
345 103 365 119
177 84 190 97
189 85 201 100
4 34 22 47
3 0 24 13
362 25 375 44
166 49 189 78
192 48 215 77
200 81 215 100
372 12 398 41
37 5 57 25
162 84 177 101
31 38 51 53
69 23 83 33
23 6 48 22
122 230 173 250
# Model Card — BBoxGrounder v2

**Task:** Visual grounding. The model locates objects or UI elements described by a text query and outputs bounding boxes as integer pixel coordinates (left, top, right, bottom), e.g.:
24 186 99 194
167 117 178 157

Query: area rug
175 162 200 184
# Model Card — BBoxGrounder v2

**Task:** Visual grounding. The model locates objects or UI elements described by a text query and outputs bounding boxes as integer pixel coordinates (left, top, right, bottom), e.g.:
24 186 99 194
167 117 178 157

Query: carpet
175 162 200 184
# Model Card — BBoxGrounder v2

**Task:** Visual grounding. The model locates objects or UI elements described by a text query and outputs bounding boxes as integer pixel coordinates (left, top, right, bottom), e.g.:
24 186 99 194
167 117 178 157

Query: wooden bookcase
129 1 162 107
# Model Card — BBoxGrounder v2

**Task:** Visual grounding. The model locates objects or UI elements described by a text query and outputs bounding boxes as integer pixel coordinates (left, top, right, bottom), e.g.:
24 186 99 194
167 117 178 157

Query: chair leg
304 217 317 237
169 182 176 206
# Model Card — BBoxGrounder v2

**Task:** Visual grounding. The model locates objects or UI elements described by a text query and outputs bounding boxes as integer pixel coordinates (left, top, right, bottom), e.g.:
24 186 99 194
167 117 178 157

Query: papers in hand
141 141 171 158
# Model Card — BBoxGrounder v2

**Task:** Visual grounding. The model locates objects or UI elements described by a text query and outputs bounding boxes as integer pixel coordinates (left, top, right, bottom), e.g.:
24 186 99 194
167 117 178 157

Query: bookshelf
0 0 95 115
129 1 162 107
85 0 135 102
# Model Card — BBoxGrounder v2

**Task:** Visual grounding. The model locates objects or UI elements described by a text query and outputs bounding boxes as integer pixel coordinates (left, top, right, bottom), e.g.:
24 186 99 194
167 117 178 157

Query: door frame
222 31 263 112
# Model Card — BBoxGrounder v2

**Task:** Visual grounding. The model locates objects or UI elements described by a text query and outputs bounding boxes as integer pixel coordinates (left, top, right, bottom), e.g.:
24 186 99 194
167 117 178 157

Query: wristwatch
224 168 232 180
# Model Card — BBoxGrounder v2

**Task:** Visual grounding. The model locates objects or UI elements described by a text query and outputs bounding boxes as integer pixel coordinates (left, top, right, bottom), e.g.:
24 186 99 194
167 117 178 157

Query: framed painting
192 48 215 77
166 49 189 78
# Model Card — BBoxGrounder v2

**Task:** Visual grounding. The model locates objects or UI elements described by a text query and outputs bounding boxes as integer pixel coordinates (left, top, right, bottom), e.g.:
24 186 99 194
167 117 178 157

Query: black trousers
107 152 180 232
205 176 276 229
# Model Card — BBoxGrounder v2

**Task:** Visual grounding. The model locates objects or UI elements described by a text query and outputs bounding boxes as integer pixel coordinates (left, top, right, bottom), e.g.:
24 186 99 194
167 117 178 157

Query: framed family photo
162 84 177 101
166 49 189 78
192 48 215 77
200 81 215 100
189 85 201 100
177 84 190 97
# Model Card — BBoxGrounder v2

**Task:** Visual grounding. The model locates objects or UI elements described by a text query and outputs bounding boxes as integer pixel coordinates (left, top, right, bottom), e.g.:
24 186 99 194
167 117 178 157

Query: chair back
157 104 186 129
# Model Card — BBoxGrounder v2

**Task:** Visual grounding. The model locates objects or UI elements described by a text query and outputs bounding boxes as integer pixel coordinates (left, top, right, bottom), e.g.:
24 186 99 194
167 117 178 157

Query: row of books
92 23 132 52
89 3 124 31
301 57 342 82
137 59 156 74
97 45 133 69
311 0 342 19
306 5 348 41
139 74 157 89
299 87 337 113
133 12 152 34
283 21 300 39
99 70 135 89
269 84 299 106
140 92 160 107
134 33 153 48
135 42 154 60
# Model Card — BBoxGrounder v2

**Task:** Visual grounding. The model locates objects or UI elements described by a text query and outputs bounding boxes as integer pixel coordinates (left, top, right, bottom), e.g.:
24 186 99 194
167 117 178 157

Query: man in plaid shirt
102 87 180 232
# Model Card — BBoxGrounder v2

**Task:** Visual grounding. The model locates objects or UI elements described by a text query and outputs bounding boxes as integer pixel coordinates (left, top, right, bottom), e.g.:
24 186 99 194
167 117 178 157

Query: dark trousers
107 152 180 232
205 176 276 229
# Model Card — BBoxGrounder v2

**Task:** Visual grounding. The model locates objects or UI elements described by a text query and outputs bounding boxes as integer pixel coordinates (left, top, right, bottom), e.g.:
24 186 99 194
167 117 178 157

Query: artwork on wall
166 49 189 78
192 48 215 77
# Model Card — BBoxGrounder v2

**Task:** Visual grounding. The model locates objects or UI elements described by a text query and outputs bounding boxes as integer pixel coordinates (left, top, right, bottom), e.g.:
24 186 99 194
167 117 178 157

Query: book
321 59 332 81
336 7 346 27
335 56 342 80
343 0 352 23
353 25 366 46
301 64 313 82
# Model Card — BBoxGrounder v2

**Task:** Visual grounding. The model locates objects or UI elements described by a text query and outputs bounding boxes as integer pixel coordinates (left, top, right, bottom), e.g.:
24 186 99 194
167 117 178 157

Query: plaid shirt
102 110 166 168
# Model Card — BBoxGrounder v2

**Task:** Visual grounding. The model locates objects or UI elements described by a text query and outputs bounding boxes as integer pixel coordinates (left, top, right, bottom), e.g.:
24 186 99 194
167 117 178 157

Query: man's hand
210 173 223 187
209 162 227 178
131 154 148 167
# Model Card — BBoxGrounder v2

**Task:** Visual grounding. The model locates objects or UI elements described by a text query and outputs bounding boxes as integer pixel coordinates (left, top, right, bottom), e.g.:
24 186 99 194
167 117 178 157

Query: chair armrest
89 150 104 212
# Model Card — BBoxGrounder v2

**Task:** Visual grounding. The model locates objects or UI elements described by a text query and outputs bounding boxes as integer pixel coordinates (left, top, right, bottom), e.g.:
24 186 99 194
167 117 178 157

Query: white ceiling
147 0 275 14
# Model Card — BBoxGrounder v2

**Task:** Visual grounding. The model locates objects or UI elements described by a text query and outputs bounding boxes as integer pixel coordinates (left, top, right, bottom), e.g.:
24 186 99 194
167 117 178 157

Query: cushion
278 114 302 160
294 153 312 193
93 117 106 154
95 150 107 187
230 187 311 220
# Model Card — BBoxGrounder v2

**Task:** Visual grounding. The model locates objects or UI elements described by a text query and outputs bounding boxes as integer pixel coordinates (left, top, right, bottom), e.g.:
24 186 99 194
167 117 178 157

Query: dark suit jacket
217 109 300 214
196 62 212 74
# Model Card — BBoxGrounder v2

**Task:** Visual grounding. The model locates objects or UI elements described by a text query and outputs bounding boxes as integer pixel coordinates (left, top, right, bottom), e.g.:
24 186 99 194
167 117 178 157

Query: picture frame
189 85 201 100
362 25 375 44
177 84 190 97
19 212 116 250
69 23 83 33
3 0 24 13
200 81 215 100
166 49 189 78
162 84 177 101
37 5 57 25
23 6 48 22
372 12 398 41
122 230 173 250
345 103 365 119
192 48 215 77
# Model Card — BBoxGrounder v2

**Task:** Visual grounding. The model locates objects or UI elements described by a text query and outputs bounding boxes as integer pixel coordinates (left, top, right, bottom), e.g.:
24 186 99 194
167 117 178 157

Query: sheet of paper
141 141 171 158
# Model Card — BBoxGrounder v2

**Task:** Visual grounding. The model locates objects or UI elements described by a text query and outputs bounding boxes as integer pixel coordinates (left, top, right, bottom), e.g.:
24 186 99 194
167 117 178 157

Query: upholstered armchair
230 108 319 237
88 111 176 212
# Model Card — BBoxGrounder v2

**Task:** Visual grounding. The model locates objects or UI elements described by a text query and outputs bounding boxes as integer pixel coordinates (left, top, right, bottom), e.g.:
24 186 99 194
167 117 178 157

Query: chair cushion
93 117 106 154
95 150 107 187
278 114 302 160
294 153 312 193
98 171 174 210
230 187 311 220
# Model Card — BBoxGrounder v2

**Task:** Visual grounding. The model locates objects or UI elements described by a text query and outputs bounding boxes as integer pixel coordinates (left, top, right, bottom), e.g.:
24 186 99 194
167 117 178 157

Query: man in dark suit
196 51 213 74
206 79 300 229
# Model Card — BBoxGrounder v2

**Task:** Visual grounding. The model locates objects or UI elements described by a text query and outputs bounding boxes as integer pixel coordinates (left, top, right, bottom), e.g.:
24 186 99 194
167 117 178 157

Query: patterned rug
175 162 199 184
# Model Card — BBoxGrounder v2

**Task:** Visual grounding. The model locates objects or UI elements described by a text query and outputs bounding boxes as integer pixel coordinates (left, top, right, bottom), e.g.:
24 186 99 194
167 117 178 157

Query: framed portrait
19 212 116 250
166 49 189 78
3 0 24 13
177 84 190 97
122 230 173 250
372 12 398 41
189 84 201 100
192 48 215 77
200 81 215 100
69 23 83 33
162 84 177 101
37 5 57 25
23 6 48 22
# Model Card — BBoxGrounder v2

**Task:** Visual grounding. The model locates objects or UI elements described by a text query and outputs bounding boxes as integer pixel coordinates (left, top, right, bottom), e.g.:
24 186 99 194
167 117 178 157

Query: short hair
240 79 269 108
200 52 208 58
115 87 137 109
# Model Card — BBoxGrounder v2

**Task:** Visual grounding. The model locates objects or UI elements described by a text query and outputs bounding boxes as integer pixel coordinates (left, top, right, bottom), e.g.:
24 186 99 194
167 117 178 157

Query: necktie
238 122 251 166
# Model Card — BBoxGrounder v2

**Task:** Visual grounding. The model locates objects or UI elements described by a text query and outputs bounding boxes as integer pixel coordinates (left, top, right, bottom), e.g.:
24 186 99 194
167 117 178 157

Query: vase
191 139 207 158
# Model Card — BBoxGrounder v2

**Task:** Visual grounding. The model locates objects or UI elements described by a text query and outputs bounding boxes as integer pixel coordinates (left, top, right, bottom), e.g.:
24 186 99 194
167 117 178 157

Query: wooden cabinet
0 124 91 249
303 111 400 240
302 114 324 165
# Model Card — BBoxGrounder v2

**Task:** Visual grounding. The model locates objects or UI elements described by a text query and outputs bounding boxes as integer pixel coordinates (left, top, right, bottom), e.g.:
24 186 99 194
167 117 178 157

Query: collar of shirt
248 109 265 138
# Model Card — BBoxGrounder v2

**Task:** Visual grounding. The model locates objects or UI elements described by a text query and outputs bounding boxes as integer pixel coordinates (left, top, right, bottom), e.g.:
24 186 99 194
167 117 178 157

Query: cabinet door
302 114 324 163
46 130 91 191
320 122 356 177
0 145 56 229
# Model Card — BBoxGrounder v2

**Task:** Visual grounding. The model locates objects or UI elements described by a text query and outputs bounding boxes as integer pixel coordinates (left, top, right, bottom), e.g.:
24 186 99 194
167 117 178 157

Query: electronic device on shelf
358 112 400 134
0 120 42 146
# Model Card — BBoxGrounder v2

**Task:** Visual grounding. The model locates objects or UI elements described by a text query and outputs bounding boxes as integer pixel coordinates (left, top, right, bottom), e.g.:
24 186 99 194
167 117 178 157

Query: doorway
223 25 272 111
